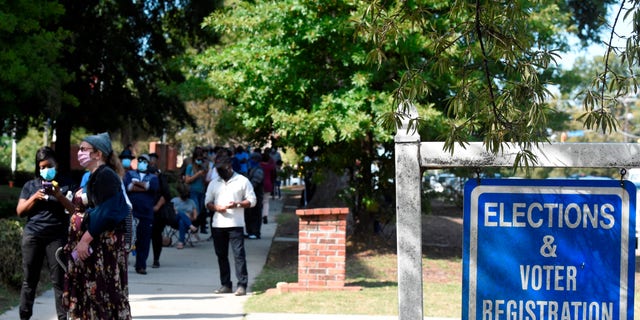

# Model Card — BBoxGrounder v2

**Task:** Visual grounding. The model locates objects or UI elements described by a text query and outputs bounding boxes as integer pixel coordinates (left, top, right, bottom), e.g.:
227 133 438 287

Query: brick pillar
149 142 178 171
276 207 361 293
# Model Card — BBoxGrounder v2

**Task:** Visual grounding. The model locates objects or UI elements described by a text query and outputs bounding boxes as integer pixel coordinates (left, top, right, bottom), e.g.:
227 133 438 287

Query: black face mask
148 165 158 173
218 167 233 181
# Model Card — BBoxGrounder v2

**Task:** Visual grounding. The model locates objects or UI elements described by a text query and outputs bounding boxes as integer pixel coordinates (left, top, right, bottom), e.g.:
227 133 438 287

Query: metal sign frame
394 105 640 320
463 179 635 320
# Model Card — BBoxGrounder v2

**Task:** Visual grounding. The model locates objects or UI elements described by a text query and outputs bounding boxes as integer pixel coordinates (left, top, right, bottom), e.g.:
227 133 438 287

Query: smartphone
42 181 54 194
71 247 93 261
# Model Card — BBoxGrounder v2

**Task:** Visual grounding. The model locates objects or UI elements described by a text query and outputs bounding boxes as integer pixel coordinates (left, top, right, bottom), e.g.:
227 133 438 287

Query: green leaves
359 0 632 167
191 0 399 154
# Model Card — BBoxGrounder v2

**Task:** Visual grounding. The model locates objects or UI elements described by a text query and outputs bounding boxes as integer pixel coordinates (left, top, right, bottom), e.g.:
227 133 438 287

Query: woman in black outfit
16 147 75 320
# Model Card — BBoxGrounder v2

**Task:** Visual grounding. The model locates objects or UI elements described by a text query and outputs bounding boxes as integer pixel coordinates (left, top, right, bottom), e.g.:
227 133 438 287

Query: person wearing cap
124 153 159 274
64 132 132 319
119 148 135 171
205 148 257 296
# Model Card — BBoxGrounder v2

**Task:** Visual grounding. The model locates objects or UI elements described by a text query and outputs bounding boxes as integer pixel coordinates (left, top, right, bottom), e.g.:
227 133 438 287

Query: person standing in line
259 151 276 224
205 151 256 296
269 147 283 199
124 154 159 274
119 149 135 171
148 152 174 268
64 132 132 319
204 146 221 229
245 153 264 239
234 145 250 176
16 147 75 320
184 147 208 234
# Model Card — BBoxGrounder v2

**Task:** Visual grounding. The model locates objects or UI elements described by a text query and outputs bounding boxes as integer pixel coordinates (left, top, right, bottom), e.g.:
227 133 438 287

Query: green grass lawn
247 251 640 317
246 245 463 316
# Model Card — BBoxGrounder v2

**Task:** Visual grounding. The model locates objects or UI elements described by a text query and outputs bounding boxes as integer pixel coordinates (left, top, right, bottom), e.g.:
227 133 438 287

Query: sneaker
176 242 184 249
136 268 147 275
234 286 246 296
152 261 160 268
189 225 198 233
248 235 257 240
214 286 232 294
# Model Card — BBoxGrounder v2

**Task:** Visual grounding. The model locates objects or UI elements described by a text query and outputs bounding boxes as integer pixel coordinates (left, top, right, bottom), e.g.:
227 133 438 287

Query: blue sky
559 6 635 69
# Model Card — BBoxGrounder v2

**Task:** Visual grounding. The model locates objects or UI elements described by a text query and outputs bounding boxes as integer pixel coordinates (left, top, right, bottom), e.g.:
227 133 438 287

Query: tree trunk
54 111 72 175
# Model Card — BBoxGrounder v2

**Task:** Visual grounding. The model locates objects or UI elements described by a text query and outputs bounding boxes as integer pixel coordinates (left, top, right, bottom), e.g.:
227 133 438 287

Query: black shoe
234 286 246 296
214 286 232 294
200 229 208 234
152 261 160 268
262 217 268 224
136 268 147 275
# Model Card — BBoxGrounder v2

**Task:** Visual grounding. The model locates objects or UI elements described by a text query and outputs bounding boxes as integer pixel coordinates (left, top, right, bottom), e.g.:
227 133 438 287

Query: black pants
244 203 263 237
212 227 248 289
20 233 66 320
151 211 166 263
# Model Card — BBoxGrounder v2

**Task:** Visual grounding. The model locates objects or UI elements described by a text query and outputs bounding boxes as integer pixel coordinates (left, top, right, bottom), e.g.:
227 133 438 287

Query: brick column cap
296 207 349 217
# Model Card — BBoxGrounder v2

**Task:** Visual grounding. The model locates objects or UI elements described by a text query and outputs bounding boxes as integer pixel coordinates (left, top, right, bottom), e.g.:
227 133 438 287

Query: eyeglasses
79 146 93 152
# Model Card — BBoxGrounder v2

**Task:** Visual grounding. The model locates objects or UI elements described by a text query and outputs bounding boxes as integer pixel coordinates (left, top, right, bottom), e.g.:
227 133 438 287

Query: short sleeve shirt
20 177 74 237
171 197 197 216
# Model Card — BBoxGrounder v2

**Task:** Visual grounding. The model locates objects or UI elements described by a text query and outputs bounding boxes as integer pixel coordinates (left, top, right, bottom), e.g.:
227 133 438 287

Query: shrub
0 185 20 220
0 219 23 289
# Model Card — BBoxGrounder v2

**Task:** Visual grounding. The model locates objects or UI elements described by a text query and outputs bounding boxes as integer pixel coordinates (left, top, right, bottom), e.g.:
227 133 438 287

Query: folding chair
162 223 196 247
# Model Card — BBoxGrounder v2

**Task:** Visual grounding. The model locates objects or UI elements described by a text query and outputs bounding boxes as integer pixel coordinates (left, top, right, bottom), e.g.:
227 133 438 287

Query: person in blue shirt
234 146 250 176
124 154 159 274
171 182 198 249
184 147 208 233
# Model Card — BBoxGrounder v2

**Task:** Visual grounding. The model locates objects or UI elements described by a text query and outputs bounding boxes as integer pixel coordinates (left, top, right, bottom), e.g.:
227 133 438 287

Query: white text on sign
483 202 615 229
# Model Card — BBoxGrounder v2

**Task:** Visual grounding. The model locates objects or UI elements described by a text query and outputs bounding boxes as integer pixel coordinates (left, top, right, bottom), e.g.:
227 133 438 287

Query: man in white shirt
205 150 256 296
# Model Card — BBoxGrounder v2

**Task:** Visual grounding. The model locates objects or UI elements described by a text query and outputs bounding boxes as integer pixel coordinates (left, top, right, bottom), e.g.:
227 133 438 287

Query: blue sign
463 179 636 320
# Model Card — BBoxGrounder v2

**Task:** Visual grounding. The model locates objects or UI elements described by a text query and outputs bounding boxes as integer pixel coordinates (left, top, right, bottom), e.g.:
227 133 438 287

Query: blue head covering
83 132 113 156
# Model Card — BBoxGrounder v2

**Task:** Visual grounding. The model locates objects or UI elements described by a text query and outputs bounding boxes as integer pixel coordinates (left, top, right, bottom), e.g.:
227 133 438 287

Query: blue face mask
122 159 132 168
195 159 203 165
40 167 56 181
138 161 148 172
